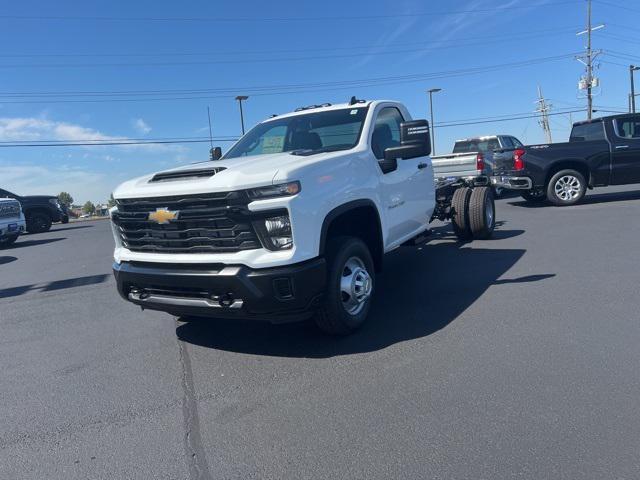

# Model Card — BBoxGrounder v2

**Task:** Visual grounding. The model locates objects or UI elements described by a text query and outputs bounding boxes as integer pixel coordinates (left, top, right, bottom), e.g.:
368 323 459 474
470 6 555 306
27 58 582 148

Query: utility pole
235 95 249 135
576 0 604 120
535 86 553 144
427 88 442 155
630 65 639 113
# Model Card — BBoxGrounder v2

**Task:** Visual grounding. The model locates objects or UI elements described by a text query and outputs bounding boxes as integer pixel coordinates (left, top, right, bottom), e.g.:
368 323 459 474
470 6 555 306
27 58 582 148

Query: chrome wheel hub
340 257 372 315
554 175 581 201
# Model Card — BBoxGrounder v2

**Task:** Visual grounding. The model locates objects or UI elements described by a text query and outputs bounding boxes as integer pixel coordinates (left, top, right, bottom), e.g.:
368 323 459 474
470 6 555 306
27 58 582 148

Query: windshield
224 107 369 159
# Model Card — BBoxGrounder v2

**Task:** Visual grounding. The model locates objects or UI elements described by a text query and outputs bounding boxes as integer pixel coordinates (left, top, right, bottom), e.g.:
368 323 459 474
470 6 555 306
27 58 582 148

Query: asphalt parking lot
2 186 640 480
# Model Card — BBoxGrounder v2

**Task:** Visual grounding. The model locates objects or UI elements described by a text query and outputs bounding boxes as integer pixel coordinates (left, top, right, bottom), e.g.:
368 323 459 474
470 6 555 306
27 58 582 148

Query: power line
594 0 640 13
0 26 580 59
0 2 581 23
0 53 580 103
0 38 582 69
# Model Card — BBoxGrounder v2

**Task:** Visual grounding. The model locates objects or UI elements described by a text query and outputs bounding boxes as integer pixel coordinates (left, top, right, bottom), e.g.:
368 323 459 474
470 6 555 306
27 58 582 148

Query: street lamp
630 66 640 113
235 95 249 135
427 88 442 155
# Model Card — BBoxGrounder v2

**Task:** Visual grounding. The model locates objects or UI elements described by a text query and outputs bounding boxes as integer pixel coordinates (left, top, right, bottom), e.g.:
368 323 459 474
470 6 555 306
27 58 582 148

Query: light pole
630 66 639 113
427 88 442 155
235 95 249 135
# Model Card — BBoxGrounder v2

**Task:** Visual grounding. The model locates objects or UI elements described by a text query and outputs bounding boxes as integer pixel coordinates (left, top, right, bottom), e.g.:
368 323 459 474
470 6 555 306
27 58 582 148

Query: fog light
256 215 293 250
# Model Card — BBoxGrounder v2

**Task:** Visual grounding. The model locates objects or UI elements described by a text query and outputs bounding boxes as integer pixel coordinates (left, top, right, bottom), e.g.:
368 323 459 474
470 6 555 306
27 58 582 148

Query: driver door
371 107 434 249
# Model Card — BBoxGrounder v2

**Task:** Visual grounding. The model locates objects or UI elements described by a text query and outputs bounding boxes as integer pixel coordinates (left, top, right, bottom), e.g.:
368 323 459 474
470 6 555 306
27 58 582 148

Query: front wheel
314 236 375 336
0 235 18 248
26 212 52 233
546 169 586 206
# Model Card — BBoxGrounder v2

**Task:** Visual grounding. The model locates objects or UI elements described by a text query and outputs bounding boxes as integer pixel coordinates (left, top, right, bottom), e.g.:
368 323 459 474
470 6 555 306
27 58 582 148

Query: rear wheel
469 187 496 239
520 189 547 203
546 169 586 206
451 187 472 241
0 234 18 248
26 212 52 233
314 236 375 336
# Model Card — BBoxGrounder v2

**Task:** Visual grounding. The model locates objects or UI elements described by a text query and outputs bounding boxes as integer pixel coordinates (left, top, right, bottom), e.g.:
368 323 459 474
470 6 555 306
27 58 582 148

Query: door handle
418 162 429 169
615 145 629 150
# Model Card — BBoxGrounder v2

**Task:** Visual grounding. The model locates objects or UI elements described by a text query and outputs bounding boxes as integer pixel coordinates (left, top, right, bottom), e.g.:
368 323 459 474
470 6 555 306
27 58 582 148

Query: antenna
207 106 214 150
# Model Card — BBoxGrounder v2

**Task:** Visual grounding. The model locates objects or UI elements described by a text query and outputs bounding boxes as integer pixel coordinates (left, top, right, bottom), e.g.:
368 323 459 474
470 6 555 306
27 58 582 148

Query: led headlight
247 181 301 200
254 214 293 251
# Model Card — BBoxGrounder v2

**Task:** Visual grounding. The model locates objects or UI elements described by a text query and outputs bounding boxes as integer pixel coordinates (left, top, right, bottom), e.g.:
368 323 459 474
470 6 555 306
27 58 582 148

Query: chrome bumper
491 175 533 190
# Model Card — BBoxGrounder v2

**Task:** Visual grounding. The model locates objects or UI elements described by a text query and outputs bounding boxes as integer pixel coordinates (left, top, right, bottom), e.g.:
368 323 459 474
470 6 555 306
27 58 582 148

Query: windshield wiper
289 145 349 156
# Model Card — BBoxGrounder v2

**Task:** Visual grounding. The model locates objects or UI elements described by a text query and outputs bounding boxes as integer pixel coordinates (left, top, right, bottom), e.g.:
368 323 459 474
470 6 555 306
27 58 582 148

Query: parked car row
0 197 26 248
0 188 68 234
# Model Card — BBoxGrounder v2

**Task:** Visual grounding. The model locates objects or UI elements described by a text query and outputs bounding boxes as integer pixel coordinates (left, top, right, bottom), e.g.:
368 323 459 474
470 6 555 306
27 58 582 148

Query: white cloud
132 118 152 135
0 164 115 204
0 115 181 152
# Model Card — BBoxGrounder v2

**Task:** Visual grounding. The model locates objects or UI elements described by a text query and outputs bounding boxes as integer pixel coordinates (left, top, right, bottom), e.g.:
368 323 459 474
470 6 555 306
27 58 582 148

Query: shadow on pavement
508 188 640 209
0 273 110 299
49 225 95 233
0 256 17 266
9 237 66 249
176 229 555 358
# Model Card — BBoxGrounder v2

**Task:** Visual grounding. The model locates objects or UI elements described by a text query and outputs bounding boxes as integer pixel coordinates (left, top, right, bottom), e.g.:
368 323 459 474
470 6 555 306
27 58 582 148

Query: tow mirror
384 120 431 161
210 146 222 161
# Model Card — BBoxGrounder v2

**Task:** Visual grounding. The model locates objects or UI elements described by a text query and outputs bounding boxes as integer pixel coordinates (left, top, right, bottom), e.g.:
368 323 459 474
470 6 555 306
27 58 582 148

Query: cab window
616 119 640 139
371 107 403 160
570 122 605 142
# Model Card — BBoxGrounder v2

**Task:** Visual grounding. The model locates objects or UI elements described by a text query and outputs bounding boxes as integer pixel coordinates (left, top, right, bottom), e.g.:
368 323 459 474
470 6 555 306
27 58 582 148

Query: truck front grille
112 192 260 254
0 201 21 219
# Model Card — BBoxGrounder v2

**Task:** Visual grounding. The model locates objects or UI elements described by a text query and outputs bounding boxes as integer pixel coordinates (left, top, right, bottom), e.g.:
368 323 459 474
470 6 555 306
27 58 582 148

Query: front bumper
113 258 326 323
491 175 533 190
0 219 26 239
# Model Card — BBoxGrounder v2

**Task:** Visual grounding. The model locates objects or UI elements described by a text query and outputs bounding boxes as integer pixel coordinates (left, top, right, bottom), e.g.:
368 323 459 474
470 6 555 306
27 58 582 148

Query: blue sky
0 0 637 203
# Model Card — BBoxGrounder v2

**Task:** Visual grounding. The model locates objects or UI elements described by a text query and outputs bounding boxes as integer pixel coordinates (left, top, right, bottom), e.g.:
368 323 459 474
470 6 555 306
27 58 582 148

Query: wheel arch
544 160 591 187
319 200 384 272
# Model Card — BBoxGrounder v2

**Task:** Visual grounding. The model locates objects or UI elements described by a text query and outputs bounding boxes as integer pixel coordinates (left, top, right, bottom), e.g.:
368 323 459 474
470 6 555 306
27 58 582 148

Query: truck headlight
247 181 301 200
254 214 293 250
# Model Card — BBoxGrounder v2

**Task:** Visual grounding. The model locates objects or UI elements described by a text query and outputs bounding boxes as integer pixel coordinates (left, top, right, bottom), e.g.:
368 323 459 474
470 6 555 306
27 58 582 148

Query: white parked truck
111 99 496 334
0 198 26 248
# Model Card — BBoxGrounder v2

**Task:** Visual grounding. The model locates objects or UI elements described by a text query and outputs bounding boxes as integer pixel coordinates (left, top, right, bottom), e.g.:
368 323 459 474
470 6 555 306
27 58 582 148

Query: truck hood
113 150 346 199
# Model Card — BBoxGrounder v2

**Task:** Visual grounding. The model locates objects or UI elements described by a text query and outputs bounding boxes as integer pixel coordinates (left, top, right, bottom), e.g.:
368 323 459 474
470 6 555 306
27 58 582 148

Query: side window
371 107 404 160
501 137 514 149
616 119 640 139
511 137 524 148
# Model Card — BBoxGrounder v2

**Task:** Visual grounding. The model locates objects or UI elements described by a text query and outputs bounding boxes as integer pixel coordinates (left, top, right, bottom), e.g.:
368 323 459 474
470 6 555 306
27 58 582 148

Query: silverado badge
148 208 178 224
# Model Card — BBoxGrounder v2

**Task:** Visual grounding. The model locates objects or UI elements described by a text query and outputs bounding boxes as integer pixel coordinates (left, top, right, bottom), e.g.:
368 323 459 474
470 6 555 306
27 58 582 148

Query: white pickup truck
0 198 26 248
111 99 496 334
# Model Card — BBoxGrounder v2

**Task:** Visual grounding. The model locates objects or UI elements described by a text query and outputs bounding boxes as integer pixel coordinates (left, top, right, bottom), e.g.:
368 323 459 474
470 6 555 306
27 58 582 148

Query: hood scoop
149 167 226 183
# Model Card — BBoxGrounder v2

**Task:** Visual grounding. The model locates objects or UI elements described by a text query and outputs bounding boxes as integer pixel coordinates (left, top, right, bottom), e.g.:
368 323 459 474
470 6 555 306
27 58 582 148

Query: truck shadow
508 188 640 208
176 228 553 358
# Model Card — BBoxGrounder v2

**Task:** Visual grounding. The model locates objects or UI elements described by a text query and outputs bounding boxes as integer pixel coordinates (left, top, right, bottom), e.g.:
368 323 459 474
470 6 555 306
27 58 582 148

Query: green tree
58 192 74 207
107 193 116 208
82 201 96 215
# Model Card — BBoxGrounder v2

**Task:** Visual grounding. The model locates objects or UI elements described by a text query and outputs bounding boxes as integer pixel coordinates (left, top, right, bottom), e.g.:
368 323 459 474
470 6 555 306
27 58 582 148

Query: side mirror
384 120 431 161
210 146 222 160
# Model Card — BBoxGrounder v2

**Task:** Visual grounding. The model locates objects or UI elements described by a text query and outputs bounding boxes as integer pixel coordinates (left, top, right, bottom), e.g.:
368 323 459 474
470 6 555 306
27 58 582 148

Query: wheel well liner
319 200 384 272
545 160 591 187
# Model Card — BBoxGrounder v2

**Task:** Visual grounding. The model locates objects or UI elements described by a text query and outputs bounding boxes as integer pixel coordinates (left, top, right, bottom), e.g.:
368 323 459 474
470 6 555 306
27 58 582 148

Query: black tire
0 234 19 248
520 189 547 203
61 215 69 224
451 187 472 241
469 187 496 239
314 236 375 336
26 212 52 233
546 169 586 206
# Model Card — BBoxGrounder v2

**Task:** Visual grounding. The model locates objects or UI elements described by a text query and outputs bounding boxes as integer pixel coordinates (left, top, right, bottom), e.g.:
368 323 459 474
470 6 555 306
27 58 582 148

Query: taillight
476 152 485 171
513 149 526 171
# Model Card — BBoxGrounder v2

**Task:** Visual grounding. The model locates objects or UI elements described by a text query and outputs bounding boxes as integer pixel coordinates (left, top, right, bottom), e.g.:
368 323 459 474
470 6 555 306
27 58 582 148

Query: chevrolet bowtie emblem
148 208 178 224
